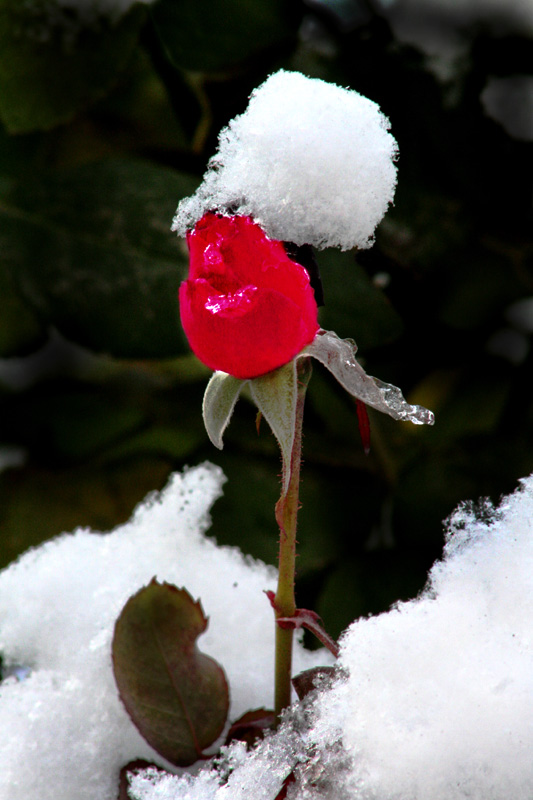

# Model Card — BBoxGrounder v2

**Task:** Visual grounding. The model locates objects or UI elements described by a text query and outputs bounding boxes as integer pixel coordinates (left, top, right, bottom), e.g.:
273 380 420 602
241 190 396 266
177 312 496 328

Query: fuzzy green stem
273 358 312 721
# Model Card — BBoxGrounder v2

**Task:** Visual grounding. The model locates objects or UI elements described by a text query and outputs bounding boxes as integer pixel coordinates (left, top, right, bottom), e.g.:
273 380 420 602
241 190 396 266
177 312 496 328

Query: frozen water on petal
302 330 434 426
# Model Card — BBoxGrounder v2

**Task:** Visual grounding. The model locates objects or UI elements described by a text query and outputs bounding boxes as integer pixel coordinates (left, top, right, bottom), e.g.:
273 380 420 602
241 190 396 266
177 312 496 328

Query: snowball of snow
130 474 533 800
0 463 329 800
173 70 398 251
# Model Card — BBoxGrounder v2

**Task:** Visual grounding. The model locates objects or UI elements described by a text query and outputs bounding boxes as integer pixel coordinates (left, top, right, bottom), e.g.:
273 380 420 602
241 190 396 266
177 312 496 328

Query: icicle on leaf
112 579 229 767
249 360 299 494
202 370 245 449
302 329 434 426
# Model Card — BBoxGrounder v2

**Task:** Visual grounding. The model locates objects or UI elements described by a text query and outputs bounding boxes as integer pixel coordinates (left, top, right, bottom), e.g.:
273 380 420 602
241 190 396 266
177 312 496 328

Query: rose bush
179 213 319 379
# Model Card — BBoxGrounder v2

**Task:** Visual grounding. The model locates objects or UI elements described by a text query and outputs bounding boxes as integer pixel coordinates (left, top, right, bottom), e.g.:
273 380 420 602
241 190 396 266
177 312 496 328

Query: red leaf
112 580 229 767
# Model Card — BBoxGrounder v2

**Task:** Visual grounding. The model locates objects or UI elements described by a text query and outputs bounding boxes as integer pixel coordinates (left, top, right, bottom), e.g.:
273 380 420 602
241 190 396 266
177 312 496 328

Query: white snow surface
172 70 398 251
0 462 328 800
130 475 533 800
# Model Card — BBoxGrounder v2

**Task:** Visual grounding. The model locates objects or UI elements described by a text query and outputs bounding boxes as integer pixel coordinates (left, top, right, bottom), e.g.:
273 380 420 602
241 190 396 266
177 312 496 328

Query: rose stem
273 357 312 722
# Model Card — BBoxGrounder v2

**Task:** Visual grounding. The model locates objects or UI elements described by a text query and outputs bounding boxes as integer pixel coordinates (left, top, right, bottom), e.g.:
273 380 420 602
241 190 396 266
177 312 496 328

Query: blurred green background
0 0 532 643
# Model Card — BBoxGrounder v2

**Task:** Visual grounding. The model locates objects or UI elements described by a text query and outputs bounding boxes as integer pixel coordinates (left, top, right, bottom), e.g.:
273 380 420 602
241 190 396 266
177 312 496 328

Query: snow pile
307 480 533 799
0 463 327 800
130 476 533 800
173 70 398 251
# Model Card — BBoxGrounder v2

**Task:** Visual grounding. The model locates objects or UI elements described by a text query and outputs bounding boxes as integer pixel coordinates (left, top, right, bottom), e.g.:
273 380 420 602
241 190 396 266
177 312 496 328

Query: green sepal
202 371 245 449
249 361 299 495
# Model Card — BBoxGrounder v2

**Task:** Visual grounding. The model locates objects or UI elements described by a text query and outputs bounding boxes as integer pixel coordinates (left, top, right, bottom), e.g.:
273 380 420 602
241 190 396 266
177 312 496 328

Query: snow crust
131 475 533 800
173 70 398 251
0 463 327 800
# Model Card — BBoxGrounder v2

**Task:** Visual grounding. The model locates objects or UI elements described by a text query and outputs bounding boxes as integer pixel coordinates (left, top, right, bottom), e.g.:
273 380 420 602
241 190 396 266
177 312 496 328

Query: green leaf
0 1 147 133
0 157 198 358
149 0 299 73
112 580 229 766
202 371 245 449
0 260 46 357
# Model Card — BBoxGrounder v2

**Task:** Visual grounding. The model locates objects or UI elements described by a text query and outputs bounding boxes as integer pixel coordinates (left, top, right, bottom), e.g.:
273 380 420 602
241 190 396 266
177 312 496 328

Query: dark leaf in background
112 580 229 766
0 1 147 133
149 0 300 73
0 456 172 570
0 365 207 567
0 260 46 357
0 157 197 358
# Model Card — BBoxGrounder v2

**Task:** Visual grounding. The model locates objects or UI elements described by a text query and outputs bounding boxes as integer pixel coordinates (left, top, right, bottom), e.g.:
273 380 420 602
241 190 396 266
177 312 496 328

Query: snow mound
131 475 533 799
0 463 328 800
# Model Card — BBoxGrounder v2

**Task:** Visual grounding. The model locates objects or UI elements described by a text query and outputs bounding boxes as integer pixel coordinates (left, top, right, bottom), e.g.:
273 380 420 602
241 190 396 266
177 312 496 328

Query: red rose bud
179 213 320 379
